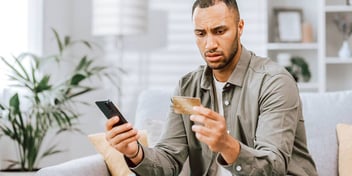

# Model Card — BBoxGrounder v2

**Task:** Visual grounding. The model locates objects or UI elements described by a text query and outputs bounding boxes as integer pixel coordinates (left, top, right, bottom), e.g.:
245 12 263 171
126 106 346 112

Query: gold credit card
172 96 201 115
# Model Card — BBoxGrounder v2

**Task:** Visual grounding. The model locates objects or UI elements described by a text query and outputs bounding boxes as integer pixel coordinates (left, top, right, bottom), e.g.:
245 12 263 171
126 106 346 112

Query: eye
195 31 205 37
215 29 225 35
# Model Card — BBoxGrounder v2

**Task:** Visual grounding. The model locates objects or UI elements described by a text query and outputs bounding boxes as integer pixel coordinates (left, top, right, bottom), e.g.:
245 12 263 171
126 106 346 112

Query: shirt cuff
125 145 145 169
217 142 254 175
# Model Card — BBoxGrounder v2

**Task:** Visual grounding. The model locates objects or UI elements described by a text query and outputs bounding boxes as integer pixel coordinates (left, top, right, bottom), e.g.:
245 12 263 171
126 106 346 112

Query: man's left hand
190 106 240 164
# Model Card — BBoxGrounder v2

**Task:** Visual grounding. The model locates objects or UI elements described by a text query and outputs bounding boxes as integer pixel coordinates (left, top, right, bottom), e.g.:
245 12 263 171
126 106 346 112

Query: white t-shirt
213 77 232 176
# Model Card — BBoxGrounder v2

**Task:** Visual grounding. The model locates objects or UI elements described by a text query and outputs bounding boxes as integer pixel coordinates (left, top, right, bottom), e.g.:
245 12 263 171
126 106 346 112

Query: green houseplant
0 29 117 171
285 56 311 82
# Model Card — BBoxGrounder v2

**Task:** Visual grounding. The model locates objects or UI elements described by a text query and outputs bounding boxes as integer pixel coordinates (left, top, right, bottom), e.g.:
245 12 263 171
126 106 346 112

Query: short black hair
192 0 240 22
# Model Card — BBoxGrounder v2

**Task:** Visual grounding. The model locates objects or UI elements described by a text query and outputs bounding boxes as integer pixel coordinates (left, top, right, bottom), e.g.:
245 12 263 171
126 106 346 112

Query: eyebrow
194 25 227 32
212 25 227 32
194 29 205 33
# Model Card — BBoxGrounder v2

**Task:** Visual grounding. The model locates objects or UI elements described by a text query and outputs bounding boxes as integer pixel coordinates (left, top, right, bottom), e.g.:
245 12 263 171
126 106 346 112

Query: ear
238 19 244 36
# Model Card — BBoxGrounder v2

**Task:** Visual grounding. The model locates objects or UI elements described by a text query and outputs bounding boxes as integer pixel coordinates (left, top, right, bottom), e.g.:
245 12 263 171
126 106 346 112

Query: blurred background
1 0 352 169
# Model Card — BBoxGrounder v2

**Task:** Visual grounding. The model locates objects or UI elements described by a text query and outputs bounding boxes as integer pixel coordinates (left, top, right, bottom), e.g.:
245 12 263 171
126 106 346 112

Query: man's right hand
105 116 143 164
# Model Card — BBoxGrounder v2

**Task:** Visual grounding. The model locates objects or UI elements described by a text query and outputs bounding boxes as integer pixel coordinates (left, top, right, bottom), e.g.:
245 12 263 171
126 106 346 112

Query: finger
191 124 212 143
190 114 217 127
108 127 139 146
105 123 133 141
114 133 140 148
191 124 212 136
193 106 220 121
105 116 121 131
191 122 227 139
192 124 228 152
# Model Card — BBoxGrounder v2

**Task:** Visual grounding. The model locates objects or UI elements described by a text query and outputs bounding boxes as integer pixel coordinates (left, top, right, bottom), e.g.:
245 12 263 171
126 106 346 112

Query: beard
203 31 239 70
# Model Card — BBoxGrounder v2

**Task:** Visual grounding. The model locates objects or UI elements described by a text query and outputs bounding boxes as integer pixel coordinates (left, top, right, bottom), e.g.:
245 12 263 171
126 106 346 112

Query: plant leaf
14 55 31 80
9 94 20 114
70 74 86 86
71 40 93 50
64 36 71 47
4 159 20 170
0 126 17 140
52 28 63 54
82 40 92 49
41 145 64 158
35 75 52 93
68 87 94 99
75 56 88 71
0 103 5 110
0 56 28 82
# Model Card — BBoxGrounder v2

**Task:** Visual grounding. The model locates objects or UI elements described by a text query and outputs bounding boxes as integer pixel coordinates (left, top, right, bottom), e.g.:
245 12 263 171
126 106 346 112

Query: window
0 0 42 90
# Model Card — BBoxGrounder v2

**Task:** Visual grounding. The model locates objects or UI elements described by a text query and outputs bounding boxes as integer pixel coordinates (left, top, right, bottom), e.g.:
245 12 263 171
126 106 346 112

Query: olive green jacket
129 47 317 176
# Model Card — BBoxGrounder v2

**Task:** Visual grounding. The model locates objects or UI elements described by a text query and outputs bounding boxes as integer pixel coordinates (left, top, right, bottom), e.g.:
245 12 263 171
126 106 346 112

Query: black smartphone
95 100 128 127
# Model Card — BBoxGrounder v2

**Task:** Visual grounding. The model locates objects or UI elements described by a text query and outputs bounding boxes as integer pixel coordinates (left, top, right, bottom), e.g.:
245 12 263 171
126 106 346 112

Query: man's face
193 2 243 71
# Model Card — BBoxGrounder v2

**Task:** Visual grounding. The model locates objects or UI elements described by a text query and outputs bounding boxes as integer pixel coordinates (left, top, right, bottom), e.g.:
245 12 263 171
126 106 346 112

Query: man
105 0 318 175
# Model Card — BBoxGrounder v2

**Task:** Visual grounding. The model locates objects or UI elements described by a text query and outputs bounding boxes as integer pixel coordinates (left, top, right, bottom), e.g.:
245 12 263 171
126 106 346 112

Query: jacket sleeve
218 74 301 175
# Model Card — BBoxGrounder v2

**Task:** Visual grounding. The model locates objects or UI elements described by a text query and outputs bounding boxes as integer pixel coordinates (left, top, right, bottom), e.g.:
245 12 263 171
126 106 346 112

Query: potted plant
333 13 352 58
285 56 311 82
0 29 118 173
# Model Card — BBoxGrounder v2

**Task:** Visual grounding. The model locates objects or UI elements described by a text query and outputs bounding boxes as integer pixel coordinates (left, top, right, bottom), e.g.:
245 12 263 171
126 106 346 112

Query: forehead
192 2 236 28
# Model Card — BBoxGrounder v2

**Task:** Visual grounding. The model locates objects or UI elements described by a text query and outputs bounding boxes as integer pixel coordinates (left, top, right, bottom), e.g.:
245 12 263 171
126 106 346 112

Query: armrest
35 154 110 176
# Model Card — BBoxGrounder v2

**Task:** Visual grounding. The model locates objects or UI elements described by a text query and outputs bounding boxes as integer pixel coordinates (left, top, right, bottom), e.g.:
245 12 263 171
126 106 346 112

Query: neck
213 44 242 82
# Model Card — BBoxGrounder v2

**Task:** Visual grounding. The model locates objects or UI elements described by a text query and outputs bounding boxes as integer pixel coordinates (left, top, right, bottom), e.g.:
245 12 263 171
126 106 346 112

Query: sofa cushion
300 91 352 176
88 131 148 176
35 155 109 176
133 89 191 176
134 89 172 147
336 123 352 176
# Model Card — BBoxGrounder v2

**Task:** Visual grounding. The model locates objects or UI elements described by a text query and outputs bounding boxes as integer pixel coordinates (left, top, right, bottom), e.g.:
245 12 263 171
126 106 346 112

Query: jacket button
236 165 242 171
224 100 230 106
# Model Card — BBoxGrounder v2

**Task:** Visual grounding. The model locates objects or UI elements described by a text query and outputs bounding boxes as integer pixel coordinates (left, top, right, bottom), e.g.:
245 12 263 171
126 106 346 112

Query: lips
205 52 222 62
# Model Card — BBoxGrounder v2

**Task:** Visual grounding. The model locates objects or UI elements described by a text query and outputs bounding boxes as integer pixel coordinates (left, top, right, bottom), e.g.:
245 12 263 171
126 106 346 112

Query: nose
205 35 218 51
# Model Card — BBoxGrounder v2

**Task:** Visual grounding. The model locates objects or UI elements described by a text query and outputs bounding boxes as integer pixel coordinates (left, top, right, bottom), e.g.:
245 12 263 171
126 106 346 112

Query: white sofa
36 89 352 176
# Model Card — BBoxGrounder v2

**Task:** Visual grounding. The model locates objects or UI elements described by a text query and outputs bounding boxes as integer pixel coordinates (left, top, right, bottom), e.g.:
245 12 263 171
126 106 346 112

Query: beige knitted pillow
336 123 352 176
88 131 148 176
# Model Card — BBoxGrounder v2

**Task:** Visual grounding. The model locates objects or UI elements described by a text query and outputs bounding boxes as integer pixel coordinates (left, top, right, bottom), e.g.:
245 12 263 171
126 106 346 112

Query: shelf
325 5 352 12
267 43 319 50
326 57 352 64
266 1 352 92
